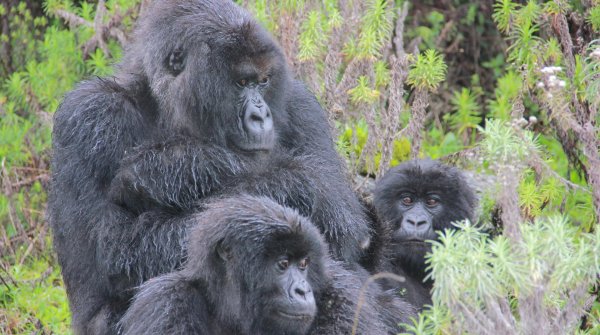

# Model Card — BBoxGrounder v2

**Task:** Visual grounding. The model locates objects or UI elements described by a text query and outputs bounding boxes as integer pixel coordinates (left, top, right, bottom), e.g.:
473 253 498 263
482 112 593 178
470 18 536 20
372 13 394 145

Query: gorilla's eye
401 196 413 205
236 78 248 87
277 258 289 271
298 257 310 270
259 76 270 85
167 49 185 75
426 198 438 207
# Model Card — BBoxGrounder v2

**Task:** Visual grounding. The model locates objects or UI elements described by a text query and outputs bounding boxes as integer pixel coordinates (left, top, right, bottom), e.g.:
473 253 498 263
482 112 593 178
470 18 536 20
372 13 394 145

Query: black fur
368 159 476 309
48 1 370 333
311 262 416 335
119 196 415 335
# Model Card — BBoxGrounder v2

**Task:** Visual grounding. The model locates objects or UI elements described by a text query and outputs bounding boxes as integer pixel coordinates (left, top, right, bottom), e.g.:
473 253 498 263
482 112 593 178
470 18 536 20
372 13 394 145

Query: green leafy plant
403 216 600 335
407 49 447 91
588 5 600 32
445 88 481 144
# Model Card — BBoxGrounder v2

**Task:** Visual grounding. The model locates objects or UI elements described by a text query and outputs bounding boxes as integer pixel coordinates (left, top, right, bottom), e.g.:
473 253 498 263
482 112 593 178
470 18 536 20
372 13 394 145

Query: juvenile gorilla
369 159 476 308
119 196 415 335
48 0 370 333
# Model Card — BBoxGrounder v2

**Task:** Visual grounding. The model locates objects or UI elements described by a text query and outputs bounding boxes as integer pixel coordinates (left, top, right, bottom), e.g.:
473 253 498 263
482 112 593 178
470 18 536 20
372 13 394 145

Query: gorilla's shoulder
53 76 150 144
286 80 321 108
56 76 146 117
282 79 332 146
119 273 209 333
130 272 203 305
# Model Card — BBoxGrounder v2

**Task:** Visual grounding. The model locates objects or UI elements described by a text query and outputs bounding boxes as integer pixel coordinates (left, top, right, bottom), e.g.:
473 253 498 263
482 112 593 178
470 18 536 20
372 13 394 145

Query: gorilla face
224 232 320 335
128 0 287 152
258 251 316 334
390 190 443 248
381 184 444 266
225 57 279 152
374 159 476 271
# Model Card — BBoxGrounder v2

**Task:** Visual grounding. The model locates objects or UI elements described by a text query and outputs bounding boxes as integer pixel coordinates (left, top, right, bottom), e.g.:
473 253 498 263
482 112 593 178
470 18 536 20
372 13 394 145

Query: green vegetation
1 0 599 333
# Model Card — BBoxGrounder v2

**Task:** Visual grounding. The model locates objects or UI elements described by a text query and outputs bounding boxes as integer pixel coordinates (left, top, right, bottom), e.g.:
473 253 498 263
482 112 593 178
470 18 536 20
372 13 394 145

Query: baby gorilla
119 195 415 334
371 159 476 309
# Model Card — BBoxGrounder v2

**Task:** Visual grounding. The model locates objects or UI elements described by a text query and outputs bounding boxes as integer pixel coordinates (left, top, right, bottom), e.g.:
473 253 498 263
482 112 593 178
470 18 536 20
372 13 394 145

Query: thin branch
54 9 92 28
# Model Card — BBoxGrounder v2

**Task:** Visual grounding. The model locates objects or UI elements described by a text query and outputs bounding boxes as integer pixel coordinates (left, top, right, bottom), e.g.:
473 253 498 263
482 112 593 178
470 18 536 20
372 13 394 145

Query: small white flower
558 80 566 87
537 82 545 88
541 66 562 74
529 116 538 124
547 92 553 98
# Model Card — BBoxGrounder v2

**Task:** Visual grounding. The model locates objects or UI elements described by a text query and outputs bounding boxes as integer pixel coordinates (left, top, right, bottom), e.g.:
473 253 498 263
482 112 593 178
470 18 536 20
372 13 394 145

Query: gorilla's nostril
295 288 306 297
250 114 263 123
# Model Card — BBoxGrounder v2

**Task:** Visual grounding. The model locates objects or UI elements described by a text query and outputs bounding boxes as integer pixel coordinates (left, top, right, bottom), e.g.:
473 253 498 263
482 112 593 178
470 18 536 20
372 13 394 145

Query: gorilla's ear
216 241 232 262
167 47 185 75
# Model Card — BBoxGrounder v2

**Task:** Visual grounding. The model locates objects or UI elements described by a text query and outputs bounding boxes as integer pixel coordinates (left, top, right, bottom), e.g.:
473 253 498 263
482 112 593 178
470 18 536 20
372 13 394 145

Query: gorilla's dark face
221 231 321 335
392 189 444 243
255 238 317 334
374 160 476 271
188 196 326 335
225 57 278 152
127 0 288 152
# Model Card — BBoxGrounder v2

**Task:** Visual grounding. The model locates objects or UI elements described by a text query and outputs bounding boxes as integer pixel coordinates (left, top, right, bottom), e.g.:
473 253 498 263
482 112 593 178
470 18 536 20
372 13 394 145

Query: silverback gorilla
370 159 476 309
48 0 371 333
119 196 415 335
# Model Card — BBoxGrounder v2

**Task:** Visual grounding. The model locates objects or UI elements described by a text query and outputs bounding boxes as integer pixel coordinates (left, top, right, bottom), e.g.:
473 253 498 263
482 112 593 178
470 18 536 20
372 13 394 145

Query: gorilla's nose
290 279 313 302
404 217 431 235
293 285 308 299
244 104 273 135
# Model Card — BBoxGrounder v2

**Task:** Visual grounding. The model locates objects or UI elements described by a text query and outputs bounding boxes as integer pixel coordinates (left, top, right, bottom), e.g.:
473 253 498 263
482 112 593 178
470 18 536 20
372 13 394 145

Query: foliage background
0 0 599 334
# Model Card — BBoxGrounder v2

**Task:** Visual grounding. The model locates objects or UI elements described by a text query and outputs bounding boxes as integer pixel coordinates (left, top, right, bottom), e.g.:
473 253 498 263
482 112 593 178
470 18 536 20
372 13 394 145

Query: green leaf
407 49 447 91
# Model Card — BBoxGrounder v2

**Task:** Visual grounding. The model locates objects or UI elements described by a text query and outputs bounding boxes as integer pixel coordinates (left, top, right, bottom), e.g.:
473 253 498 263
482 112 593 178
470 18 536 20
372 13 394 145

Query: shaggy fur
48 1 370 333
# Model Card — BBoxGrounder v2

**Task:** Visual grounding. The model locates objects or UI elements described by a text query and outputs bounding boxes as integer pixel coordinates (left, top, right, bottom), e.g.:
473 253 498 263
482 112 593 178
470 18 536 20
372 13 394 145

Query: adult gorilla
119 196 415 335
368 159 476 309
48 0 370 333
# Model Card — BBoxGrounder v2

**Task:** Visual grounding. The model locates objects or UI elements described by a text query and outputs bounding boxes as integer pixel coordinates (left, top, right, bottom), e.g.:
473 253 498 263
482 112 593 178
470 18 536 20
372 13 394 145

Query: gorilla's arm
310 261 416 335
118 273 213 334
287 82 374 262
108 139 253 214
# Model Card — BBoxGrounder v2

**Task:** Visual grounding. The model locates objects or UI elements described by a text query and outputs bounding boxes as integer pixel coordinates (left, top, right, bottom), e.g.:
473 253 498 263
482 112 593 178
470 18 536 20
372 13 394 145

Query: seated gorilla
368 159 476 309
119 196 415 335
48 0 371 333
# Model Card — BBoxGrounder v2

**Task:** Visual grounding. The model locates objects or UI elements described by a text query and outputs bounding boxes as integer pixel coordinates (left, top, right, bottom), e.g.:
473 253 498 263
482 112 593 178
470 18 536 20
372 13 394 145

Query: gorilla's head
185 195 327 335
374 159 476 273
121 0 289 153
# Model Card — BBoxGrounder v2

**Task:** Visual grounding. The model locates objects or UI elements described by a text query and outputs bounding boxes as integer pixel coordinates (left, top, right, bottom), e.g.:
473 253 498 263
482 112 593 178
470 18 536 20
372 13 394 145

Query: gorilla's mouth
394 237 427 245
225 139 272 155
276 310 314 321
403 239 426 244
237 144 273 153
229 132 275 153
